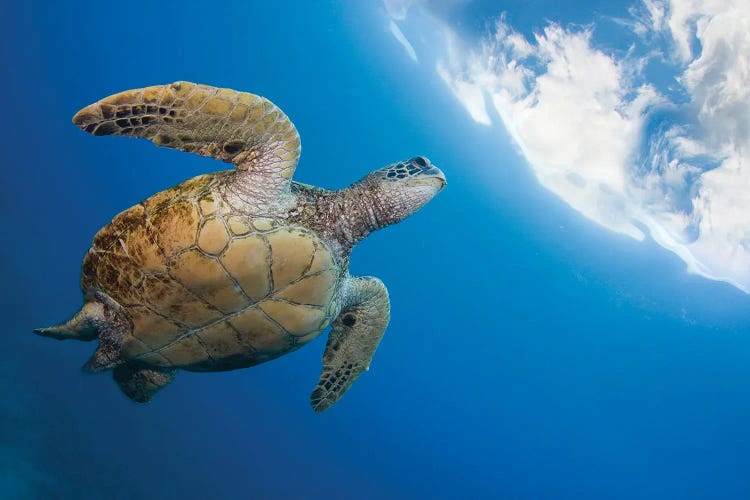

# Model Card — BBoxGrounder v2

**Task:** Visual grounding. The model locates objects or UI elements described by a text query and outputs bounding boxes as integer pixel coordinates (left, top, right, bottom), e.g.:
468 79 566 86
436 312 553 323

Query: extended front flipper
72 81 301 197
311 277 390 412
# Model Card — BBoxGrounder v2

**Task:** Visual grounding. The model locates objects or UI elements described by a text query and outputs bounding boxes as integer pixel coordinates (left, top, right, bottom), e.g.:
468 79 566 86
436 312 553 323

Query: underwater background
2 1 750 498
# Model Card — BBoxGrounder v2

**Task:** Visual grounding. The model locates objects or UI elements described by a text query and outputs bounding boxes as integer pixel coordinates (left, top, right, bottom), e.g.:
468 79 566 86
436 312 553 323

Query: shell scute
268 229 315 288
96 251 143 306
194 321 251 361
150 200 199 256
220 235 271 301
123 223 166 273
142 185 182 213
128 305 183 350
199 195 218 217
140 274 222 328
259 300 327 336
160 334 209 366
170 249 250 313
227 307 292 354
276 269 336 306
227 216 252 235
92 204 144 251
197 217 230 255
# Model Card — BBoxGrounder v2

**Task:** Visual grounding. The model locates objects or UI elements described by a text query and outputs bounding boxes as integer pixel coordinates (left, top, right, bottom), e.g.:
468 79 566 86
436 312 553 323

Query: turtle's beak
428 166 447 190
410 166 446 191
406 156 446 191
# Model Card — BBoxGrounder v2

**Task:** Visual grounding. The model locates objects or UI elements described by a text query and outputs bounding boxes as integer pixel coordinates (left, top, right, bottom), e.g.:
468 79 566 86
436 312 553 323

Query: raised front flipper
72 82 301 195
311 277 390 412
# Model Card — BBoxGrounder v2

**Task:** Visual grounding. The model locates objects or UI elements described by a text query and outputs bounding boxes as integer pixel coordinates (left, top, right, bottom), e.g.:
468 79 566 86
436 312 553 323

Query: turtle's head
359 156 446 227
334 156 446 246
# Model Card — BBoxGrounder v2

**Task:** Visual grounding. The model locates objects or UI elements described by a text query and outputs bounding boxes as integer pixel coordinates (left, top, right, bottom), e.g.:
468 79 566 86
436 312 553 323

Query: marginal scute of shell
259 300 327 336
92 204 141 250
123 223 167 273
150 200 199 256
97 251 143 306
137 351 174 367
142 185 181 214
227 307 291 353
276 270 336 306
195 321 248 359
160 334 208 365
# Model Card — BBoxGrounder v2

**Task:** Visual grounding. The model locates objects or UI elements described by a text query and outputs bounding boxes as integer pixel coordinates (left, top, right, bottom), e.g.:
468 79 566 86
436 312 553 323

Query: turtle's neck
289 181 389 252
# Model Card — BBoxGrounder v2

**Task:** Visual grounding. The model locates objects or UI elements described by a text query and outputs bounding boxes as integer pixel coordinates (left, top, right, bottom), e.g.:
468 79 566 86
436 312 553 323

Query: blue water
2 1 750 498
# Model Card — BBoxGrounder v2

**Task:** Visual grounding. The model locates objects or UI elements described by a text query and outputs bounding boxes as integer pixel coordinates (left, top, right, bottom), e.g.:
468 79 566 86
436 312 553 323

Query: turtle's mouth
409 167 446 191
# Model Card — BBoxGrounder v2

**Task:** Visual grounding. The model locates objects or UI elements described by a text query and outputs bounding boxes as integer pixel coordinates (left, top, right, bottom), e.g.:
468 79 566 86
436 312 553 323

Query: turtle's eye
413 156 428 167
342 314 356 327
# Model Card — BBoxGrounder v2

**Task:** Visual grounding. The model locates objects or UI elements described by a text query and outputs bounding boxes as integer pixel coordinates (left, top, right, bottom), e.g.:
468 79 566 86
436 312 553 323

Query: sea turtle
35 82 445 411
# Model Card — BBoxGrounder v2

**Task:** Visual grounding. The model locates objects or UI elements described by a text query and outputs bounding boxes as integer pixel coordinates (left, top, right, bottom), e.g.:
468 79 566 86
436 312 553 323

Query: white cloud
619 0 667 38
384 0 419 62
437 64 491 125
389 20 418 62
383 0 411 21
433 19 661 241
384 0 750 293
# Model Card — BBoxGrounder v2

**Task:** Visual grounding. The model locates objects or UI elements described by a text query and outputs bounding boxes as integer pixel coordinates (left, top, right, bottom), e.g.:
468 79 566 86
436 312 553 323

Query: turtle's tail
34 302 102 341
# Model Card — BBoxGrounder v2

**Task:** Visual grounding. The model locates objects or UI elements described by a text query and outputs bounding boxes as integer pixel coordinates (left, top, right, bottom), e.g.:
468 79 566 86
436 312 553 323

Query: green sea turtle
35 82 446 411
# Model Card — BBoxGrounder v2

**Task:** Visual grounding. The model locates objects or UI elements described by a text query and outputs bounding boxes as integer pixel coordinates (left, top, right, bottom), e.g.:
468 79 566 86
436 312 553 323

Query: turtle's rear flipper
34 302 104 341
113 364 176 403
35 293 132 372
81 297 132 373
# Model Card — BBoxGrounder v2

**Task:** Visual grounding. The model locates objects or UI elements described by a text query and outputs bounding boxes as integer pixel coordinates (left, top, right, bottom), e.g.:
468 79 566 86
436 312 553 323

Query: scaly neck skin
332 181 384 247
290 180 394 252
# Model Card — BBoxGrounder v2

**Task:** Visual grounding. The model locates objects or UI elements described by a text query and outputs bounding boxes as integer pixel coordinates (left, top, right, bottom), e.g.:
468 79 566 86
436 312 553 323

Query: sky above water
383 0 750 293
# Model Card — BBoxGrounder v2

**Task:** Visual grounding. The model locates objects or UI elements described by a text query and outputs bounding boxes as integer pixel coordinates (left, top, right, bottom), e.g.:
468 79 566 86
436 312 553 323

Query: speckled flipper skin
72 81 301 202
311 277 390 412
113 364 176 403
36 82 446 411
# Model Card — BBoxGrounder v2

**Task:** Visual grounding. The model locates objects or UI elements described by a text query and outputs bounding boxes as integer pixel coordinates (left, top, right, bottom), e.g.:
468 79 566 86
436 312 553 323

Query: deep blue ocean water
2 1 749 498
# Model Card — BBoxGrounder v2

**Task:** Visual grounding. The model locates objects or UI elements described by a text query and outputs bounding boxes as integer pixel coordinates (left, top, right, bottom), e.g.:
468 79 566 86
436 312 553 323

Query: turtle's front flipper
72 82 301 196
311 277 390 412
113 364 176 403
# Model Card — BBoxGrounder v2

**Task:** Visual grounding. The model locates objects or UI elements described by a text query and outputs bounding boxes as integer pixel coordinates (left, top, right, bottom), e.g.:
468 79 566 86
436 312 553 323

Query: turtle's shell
82 174 340 371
